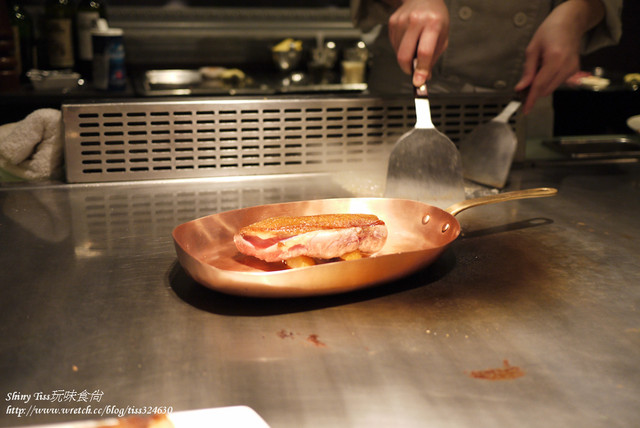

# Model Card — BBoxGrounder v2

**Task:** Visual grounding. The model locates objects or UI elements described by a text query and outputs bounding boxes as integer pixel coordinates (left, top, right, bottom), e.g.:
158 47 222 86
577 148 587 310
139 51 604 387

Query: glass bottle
43 0 76 70
8 0 35 81
76 0 107 79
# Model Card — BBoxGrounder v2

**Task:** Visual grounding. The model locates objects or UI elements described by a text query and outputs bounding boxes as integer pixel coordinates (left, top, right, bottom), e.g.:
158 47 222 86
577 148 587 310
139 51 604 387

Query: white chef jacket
351 0 623 93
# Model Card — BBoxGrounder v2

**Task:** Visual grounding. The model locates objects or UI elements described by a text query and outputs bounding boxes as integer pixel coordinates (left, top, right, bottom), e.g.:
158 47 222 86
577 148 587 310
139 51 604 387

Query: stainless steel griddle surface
1 164 639 428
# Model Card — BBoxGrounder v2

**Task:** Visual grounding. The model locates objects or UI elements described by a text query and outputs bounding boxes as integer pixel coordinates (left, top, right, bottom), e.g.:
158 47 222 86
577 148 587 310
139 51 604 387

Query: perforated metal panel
63 95 514 183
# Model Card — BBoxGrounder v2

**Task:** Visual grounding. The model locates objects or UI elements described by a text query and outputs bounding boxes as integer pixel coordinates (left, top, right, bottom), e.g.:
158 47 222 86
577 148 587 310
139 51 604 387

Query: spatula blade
459 121 518 189
385 128 466 209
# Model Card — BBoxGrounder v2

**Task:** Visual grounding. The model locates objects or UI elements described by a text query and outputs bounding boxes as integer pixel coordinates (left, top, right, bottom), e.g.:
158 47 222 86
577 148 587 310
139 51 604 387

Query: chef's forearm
558 0 606 34
553 0 624 54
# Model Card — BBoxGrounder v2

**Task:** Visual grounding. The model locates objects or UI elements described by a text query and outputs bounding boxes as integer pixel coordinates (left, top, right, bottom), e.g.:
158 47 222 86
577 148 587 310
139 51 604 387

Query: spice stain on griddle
468 360 525 381
306 334 327 347
276 329 295 339
275 330 327 347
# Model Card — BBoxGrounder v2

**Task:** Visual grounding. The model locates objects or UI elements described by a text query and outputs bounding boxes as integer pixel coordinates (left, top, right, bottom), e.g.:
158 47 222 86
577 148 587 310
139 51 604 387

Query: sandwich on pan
233 214 388 268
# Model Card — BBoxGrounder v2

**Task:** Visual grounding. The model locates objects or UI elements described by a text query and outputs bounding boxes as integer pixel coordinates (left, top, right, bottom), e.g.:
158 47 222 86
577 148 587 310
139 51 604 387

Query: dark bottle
43 0 76 70
8 0 36 81
76 0 107 79
0 0 20 91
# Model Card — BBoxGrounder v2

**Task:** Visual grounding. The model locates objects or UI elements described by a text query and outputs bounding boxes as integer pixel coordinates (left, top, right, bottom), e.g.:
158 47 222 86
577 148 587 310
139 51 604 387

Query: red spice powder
277 330 295 339
307 334 327 347
469 360 525 380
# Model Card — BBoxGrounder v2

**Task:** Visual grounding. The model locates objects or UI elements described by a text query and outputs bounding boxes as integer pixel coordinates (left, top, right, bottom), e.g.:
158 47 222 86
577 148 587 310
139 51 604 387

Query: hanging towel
0 108 64 180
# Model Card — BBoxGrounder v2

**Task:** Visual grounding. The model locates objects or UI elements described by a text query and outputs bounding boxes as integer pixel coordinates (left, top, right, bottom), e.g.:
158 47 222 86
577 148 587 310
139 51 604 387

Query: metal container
92 19 126 91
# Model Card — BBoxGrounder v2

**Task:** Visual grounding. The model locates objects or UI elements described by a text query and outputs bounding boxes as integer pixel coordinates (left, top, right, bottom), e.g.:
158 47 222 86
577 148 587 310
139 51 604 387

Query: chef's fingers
390 12 435 77
389 9 414 74
523 66 574 115
413 27 444 86
388 13 404 55
522 66 558 116
517 43 564 114
516 43 540 92
521 81 543 116
520 51 580 114
388 0 449 84
394 23 423 76
516 48 541 114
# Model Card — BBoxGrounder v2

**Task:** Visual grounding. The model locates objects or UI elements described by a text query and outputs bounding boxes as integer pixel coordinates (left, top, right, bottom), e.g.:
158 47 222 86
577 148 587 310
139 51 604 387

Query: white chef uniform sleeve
579 0 623 54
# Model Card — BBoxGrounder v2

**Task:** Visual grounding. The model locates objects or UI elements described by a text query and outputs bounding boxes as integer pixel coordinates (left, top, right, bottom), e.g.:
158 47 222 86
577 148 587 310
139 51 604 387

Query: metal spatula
458 95 523 189
385 84 465 209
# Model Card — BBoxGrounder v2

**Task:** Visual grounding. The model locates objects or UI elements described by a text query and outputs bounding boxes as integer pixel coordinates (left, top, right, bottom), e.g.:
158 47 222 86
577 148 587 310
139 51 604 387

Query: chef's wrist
561 0 606 34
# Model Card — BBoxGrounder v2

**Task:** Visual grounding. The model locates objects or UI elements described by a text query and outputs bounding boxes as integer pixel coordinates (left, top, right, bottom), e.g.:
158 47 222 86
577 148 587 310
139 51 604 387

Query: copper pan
172 187 557 298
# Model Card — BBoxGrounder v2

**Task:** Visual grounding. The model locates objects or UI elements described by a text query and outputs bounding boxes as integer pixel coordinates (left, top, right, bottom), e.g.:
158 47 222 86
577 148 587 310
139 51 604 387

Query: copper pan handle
445 187 558 216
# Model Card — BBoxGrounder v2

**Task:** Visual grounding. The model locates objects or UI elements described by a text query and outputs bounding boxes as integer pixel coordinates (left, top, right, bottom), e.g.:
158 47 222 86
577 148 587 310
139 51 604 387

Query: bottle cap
91 19 123 36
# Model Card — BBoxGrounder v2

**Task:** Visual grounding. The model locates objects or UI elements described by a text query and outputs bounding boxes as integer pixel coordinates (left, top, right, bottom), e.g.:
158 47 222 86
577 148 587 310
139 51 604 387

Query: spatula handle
515 87 530 102
415 83 428 98
412 59 433 128
492 88 530 123
410 54 429 99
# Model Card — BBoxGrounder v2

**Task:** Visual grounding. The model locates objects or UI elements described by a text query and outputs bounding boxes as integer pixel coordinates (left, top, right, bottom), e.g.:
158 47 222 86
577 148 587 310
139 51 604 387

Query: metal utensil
458 95 523 188
385 83 465 209
173 187 557 298
272 39 303 72
145 69 202 86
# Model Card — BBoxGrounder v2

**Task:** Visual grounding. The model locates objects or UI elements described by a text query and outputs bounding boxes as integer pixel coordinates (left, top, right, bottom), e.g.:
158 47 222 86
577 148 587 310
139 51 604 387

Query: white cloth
0 108 64 180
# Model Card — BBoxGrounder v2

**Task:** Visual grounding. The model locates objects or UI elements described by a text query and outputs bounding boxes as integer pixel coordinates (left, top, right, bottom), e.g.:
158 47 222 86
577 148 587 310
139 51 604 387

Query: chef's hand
388 0 449 87
515 0 605 114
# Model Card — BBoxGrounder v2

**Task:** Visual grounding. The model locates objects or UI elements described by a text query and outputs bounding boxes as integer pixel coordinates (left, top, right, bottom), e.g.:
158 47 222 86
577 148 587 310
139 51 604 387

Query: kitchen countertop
1 163 639 428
